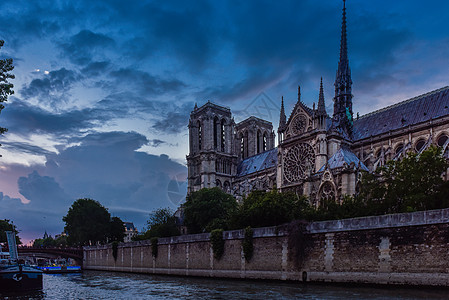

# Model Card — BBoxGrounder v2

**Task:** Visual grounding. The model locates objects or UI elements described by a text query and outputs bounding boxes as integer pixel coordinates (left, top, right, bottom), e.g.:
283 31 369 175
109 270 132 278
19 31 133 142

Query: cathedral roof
353 86 449 141
318 147 368 172
236 148 278 177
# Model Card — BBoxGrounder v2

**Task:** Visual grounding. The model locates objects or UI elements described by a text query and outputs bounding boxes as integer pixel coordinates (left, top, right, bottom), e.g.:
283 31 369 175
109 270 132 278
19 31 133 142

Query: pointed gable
284 86 314 138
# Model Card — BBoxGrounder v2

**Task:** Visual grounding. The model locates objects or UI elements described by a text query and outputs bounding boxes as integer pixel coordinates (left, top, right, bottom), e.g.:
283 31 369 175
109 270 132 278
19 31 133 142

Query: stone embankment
84 208 449 286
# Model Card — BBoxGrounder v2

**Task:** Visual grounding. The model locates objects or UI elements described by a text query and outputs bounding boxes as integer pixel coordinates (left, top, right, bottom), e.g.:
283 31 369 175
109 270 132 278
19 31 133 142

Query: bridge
17 246 84 265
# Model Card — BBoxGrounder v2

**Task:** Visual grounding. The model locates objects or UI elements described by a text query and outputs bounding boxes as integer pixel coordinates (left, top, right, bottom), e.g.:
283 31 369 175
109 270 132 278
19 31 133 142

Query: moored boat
0 231 43 293
0 262 43 292
38 265 82 274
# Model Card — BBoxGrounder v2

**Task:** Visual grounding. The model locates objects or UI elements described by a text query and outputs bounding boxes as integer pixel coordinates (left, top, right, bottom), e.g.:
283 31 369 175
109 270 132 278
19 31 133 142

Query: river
1 271 448 299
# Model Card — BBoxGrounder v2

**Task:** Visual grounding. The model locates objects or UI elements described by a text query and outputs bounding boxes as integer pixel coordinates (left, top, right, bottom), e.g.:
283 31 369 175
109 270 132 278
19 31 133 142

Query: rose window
283 143 315 183
291 114 307 135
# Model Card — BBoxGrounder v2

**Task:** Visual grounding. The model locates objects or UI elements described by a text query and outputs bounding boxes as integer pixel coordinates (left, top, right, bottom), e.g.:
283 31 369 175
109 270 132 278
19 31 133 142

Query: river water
1 271 448 299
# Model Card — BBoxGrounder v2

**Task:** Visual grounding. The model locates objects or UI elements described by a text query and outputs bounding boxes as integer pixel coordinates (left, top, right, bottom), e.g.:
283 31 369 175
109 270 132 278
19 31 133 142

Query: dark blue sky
1 0 448 243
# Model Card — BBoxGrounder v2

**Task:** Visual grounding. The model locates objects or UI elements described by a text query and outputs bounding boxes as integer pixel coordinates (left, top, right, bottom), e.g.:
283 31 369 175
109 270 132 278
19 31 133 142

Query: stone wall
84 208 449 286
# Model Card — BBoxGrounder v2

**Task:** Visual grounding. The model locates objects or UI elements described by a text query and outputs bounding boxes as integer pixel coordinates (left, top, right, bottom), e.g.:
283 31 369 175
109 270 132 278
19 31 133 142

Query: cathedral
186 1 449 206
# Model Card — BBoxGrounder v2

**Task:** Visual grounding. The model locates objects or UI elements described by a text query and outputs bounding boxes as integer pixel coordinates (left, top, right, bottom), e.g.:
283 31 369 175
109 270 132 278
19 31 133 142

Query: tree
357 145 449 214
0 219 20 246
134 208 180 240
63 198 124 246
183 187 237 233
229 190 310 229
109 217 125 242
0 40 14 154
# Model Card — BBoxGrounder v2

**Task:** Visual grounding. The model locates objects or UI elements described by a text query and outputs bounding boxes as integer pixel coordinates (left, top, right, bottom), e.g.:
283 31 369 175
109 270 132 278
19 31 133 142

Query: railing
17 246 83 259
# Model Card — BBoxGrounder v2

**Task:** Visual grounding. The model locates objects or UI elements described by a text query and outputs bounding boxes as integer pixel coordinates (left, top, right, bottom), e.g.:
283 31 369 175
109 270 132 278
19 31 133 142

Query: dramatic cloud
59 30 115 65
0 131 187 242
109 68 186 96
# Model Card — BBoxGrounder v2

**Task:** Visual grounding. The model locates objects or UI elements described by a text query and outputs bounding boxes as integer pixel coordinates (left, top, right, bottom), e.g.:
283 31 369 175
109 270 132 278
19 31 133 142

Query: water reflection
1 271 447 299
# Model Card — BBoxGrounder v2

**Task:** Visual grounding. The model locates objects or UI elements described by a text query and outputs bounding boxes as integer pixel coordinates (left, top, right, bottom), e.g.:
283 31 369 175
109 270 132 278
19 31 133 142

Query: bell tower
187 101 237 194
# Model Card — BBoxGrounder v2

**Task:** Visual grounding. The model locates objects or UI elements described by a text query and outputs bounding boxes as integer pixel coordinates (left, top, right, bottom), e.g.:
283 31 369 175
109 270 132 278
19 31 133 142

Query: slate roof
353 86 449 141
318 147 369 172
236 148 278 177
124 222 136 231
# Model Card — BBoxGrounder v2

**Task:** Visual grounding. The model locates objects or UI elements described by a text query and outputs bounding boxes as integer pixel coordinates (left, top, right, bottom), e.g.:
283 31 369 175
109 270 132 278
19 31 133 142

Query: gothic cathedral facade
187 1 449 205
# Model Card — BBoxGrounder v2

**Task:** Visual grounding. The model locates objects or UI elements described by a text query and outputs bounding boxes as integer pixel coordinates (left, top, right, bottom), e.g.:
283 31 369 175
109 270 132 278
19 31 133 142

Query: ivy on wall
242 226 254 262
151 237 159 258
112 241 118 261
210 229 224 260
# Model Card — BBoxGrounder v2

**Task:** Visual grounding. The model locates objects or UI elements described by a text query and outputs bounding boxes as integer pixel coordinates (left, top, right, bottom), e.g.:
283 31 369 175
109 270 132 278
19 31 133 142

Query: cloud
81 61 111 77
109 68 186 96
149 139 166 147
59 30 115 65
1 141 54 156
18 171 72 207
3 98 112 136
20 68 81 108
2 131 187 242
0 192 22 203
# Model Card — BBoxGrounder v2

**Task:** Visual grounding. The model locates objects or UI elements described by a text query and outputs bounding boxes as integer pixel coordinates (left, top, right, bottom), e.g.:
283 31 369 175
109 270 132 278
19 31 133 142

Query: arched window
223 181 230 193
437 134 448 147
244 131 249 158
213 117 218 149
319 181 336 208
415 139 426 152
263 132 267 151
198 121 202 150
257 130 261 154
239 133 244 158
221 119 226 152
395 143 403 155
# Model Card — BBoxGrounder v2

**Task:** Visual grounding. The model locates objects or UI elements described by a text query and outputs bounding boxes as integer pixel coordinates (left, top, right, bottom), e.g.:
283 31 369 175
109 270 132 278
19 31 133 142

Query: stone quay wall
83 208 449 286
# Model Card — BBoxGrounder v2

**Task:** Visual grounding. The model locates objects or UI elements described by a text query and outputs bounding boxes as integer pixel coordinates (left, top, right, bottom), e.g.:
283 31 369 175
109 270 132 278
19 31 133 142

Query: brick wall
84 208 449 286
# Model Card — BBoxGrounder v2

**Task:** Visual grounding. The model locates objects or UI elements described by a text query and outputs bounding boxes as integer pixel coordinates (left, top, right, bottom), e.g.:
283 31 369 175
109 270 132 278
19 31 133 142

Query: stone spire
279 96 286 131
317 77 326 116
333 0 353 138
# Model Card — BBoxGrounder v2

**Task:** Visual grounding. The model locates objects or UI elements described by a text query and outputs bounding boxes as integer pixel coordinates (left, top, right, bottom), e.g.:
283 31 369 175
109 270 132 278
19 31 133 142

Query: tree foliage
33 234 67 248
357 145 449 214
183 187 237 233
0 219 20 245
133 208 180 240
0 40 14 153
110 217 125 242
229 190 309 229
63 198 125 246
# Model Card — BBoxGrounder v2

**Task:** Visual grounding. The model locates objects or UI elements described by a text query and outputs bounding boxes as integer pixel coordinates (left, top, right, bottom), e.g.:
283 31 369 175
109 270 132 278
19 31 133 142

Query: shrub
151 237 158 258
210 229 224 260
242 226 253 262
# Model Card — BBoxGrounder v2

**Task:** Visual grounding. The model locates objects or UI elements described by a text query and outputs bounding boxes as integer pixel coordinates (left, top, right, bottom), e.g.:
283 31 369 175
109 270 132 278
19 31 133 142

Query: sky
0 0 449 244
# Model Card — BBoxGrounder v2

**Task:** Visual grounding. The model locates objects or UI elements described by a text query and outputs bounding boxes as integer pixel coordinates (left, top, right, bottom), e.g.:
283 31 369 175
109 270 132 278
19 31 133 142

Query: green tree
183 187 237 233
55 235 68 248
0 219 20 245
0 40 14 150
109 217 125 242
229 190 310 229
357 145 449 214
63 198 123 246
134 208 180 240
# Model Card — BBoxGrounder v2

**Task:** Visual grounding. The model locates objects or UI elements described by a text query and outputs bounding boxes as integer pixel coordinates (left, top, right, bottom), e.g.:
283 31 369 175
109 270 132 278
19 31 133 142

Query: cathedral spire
333 0 353 139
279 96 286 131
317 77 326 115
